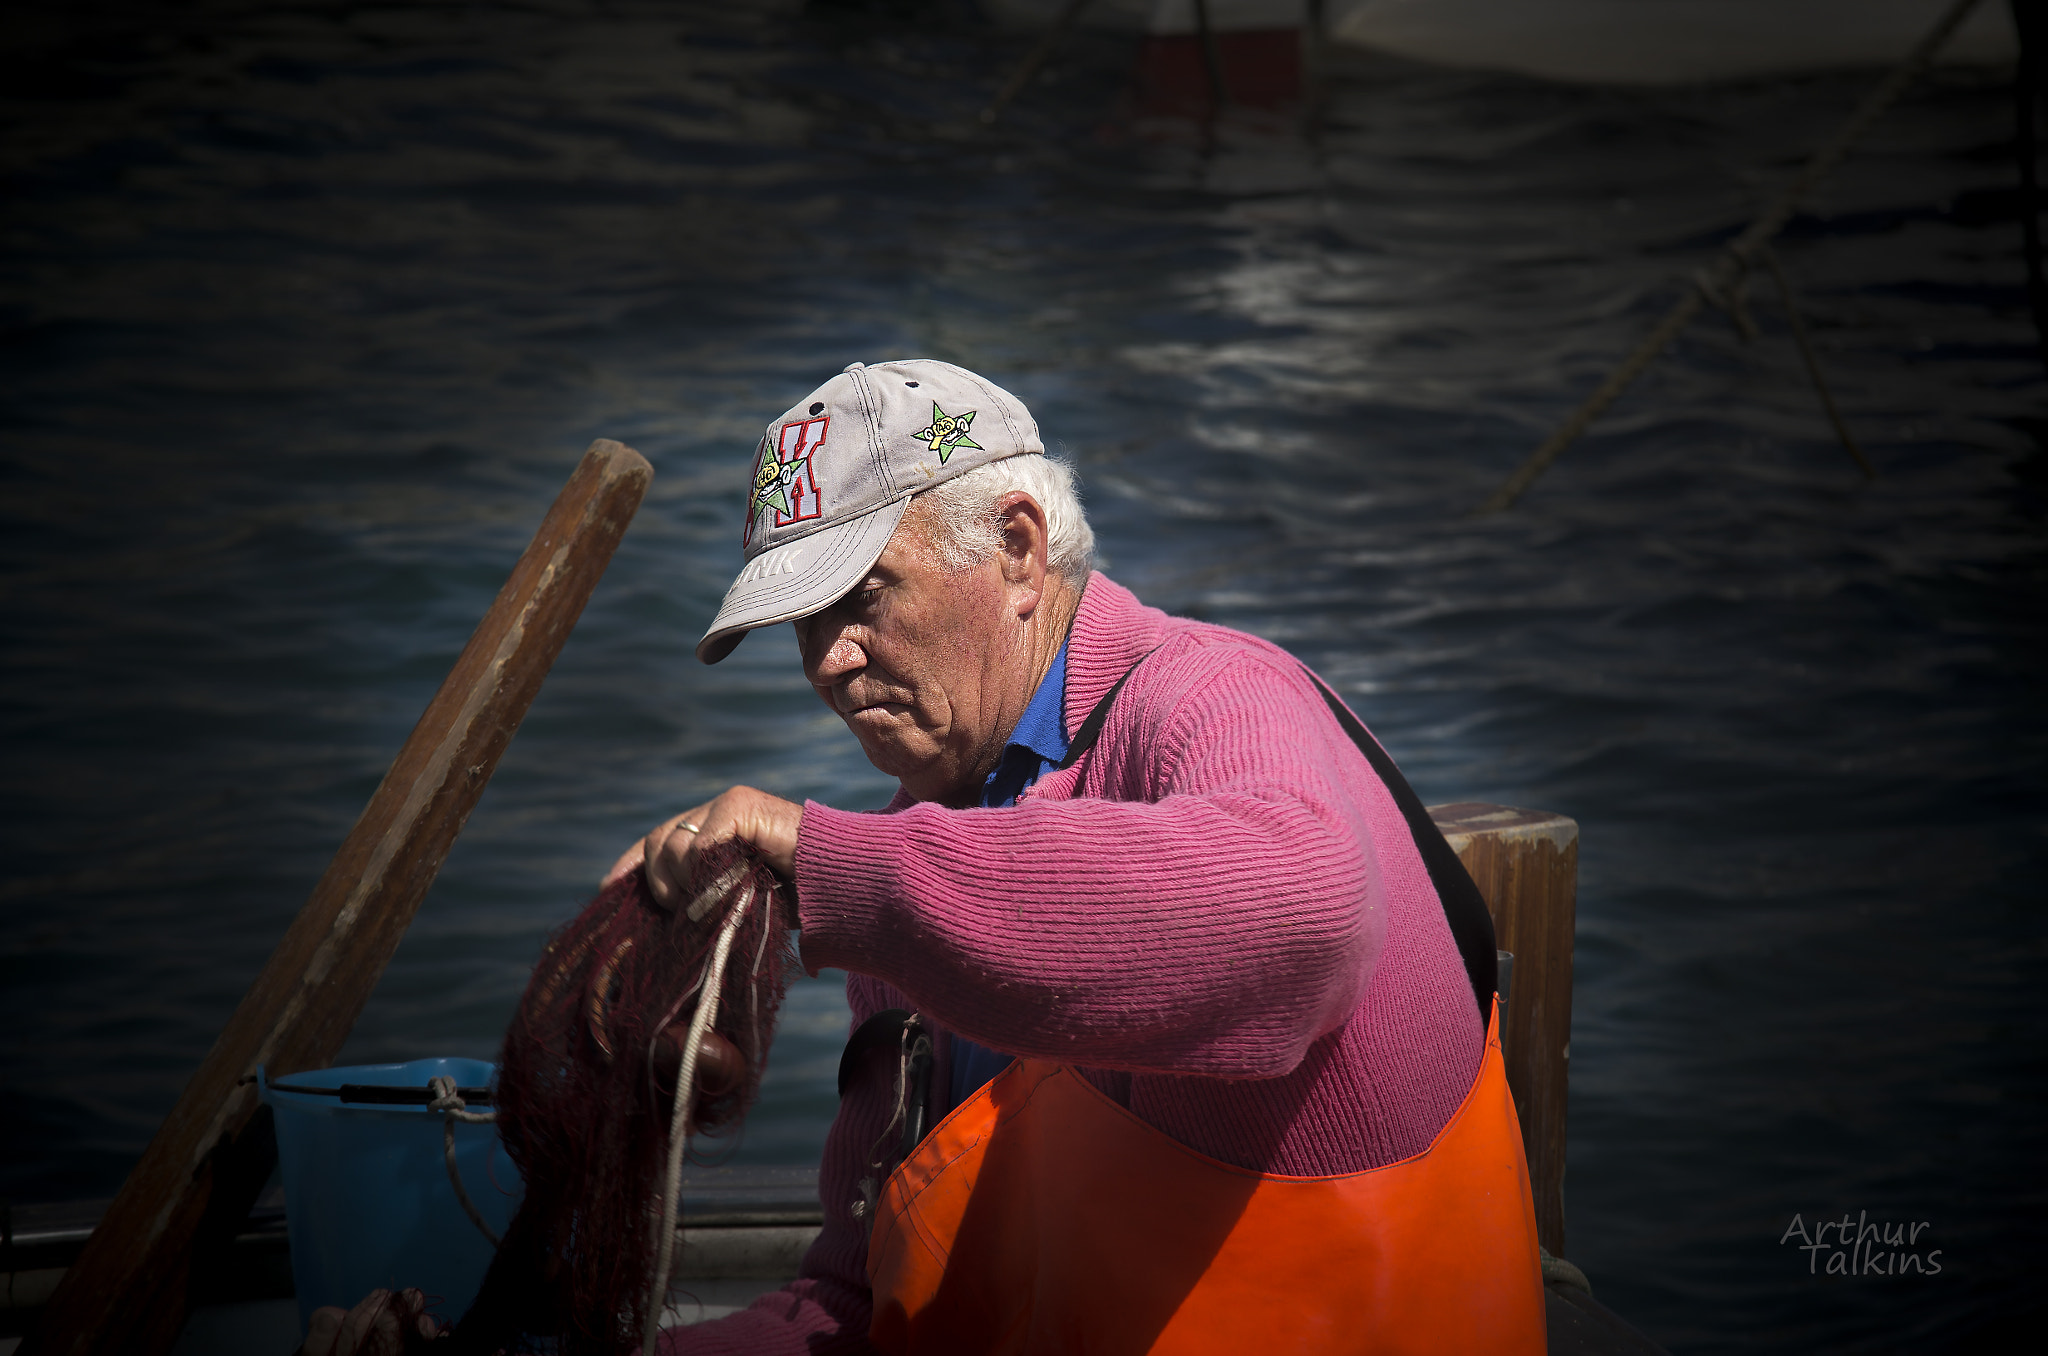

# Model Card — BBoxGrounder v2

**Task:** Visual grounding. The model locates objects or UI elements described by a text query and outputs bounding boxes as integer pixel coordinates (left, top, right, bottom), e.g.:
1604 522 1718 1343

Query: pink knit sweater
666 574 1482 1354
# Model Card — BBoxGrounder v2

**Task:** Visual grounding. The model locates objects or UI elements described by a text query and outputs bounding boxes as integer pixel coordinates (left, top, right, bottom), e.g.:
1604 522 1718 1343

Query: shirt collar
1004 639 1071 766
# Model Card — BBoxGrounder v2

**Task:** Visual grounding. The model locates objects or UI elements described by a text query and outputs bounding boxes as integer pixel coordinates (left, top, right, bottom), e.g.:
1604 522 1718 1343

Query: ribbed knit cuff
794 799 907 979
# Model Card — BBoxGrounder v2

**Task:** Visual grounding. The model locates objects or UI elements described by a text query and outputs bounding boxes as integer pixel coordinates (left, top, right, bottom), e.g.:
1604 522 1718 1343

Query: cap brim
696 496 912 664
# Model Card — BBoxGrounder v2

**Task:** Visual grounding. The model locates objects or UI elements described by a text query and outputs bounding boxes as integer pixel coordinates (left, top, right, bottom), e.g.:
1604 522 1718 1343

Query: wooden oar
24 439 654 1356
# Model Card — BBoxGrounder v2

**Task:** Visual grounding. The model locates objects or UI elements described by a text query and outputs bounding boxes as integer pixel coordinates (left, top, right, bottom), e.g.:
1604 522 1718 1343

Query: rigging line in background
1194 0 1231 112
1476 0 1989 515
979 0 1094 128
1302 0 1331 137
1762 245 1876 478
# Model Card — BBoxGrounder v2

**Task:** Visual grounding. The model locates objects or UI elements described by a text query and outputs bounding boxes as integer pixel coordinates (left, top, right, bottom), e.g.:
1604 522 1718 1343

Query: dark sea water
3 3 2044 1351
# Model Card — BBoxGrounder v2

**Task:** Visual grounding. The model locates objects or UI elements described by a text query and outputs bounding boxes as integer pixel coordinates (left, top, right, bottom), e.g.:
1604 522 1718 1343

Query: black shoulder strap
1305 671 1496 1028
1052 646 1159 771
1046 647 1495 1026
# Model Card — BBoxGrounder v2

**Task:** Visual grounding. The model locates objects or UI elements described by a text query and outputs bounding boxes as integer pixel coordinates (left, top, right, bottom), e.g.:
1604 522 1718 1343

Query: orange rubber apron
867 1001 1544 1355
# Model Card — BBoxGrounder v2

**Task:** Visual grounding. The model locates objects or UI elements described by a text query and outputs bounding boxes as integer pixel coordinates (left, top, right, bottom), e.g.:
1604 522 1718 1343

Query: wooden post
24 440 654 1356
1428 802 1577 1259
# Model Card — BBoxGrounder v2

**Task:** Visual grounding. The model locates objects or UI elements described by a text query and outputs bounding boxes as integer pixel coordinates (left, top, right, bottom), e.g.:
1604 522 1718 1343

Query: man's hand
296 1289 443 1355
604 785 803 914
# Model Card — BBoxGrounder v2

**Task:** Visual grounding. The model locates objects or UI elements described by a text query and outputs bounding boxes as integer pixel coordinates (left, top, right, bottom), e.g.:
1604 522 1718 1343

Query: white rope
640 878 753 1356
686 861 749 923
1540 1245 1593 1294
426 1075 501 1247
426 1075 497 1124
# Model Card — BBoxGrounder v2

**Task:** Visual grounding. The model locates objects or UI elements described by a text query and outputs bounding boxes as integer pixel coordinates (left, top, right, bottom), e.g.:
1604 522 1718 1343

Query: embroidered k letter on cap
696 359 1044 663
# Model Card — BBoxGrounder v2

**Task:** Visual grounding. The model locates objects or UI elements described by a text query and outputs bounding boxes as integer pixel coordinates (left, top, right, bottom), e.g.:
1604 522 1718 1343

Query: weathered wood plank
24 440 653 1356
1429 801 1577 1259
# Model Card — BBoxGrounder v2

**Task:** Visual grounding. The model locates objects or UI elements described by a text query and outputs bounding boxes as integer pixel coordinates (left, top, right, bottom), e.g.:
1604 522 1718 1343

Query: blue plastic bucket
260 1057 523 1334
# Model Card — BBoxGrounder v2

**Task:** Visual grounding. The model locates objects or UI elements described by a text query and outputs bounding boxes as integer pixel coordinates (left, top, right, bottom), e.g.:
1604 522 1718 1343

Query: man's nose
801 624 865 686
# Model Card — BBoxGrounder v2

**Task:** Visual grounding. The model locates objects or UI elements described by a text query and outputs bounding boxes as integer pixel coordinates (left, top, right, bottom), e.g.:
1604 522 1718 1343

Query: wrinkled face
792 500 1029 806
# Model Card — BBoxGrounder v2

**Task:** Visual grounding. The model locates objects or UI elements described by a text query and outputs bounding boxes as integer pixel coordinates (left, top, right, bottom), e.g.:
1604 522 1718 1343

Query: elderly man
615 359 1545 1355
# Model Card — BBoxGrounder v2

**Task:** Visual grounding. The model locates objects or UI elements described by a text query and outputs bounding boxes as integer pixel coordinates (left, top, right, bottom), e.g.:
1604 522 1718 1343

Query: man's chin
849 729 934 782
849 736 971 806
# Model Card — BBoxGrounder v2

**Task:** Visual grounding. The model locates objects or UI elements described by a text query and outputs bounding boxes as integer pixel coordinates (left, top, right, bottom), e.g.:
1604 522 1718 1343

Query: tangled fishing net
449 839 797 1355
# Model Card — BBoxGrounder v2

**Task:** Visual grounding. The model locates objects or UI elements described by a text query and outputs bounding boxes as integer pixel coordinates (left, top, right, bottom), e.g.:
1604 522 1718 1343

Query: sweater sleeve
658 974 909 1356
793 645 1387 1080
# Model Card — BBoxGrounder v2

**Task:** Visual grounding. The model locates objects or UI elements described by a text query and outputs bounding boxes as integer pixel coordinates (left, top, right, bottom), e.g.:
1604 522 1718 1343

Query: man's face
792 500 1029 806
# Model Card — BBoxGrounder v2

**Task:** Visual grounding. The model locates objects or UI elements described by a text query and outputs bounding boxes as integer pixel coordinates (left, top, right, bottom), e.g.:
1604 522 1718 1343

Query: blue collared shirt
978 639 1072 809
947 640 1071 1108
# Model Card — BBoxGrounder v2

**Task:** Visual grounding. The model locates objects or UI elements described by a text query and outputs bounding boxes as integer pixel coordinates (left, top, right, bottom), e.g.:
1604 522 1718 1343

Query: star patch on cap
913 402 981 463
744 415 827 548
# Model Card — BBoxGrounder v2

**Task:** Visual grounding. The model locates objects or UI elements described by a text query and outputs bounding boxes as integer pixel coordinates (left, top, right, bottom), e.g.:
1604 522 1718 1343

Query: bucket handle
427 1076 502 1247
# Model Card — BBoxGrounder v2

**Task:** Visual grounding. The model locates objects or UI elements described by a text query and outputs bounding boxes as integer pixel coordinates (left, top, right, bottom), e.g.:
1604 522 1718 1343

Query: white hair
914 453 1096 584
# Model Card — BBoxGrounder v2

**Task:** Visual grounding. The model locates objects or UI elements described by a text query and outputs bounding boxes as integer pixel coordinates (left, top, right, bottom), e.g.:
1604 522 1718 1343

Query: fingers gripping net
453 842 796 1355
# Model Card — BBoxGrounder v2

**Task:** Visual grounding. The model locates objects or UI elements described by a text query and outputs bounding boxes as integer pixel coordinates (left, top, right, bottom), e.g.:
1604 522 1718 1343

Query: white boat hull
1332 0 2018 85
981 0 1308 35
984 0 2019 83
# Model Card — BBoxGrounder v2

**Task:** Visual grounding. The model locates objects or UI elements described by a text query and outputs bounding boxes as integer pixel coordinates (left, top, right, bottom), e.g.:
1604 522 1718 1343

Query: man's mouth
843 700 908 720
835 691 911 720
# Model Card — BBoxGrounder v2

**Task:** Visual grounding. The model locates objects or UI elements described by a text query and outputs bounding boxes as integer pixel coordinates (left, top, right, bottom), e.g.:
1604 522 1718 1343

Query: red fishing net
451 840 796 1355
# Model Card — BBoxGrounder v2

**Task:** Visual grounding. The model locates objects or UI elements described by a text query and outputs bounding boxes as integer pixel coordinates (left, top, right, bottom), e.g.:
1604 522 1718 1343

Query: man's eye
856 586 883 606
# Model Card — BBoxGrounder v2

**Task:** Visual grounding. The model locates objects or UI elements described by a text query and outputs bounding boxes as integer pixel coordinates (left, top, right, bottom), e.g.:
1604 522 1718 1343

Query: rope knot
427 1074 496 1124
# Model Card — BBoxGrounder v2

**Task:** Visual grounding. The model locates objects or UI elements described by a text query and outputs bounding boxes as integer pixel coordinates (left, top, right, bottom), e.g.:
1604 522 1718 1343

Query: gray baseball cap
696 359 1044 664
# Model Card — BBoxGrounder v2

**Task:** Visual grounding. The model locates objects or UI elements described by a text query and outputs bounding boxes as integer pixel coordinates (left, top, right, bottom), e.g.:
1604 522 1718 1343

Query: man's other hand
604 785 802 914
296 1288 443 1355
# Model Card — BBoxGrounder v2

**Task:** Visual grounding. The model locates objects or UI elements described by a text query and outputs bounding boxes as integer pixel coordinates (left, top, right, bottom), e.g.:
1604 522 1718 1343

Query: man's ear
994 492 1050 590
